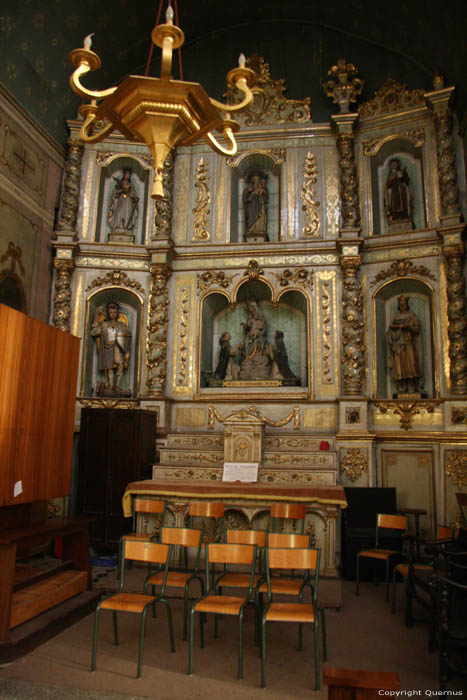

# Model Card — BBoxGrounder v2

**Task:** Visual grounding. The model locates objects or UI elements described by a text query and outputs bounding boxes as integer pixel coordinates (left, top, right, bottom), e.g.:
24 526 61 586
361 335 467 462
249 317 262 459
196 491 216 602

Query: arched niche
199 279 307 388
374 279 435 398
0 272 26 313
370 137 426 235
95 156 150 244
229 152 281 243
81 287 143 398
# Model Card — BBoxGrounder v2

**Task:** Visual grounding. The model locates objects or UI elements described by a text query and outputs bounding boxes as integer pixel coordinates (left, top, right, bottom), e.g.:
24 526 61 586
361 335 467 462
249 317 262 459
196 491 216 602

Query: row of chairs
93 499 324 689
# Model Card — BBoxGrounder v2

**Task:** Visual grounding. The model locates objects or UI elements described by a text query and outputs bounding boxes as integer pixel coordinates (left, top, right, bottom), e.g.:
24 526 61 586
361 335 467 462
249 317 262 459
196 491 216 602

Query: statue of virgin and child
210 301 299 385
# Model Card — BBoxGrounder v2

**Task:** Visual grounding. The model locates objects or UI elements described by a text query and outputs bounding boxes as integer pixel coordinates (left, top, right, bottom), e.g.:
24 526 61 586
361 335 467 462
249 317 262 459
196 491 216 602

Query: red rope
174 0 183 80
145 0 165 76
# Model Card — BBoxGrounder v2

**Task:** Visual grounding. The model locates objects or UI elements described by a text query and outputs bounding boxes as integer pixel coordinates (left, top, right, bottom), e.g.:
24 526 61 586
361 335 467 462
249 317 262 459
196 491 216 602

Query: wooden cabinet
78 408 157 549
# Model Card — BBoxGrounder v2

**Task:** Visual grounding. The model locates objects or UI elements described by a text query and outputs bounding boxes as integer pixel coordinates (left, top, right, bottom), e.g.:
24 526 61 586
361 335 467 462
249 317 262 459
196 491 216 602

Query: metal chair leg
188 607 195 675
91 608 100 671
238 611 244 680
314 621 320 691
137 610 148 678
260 616 267 688
356 554 360 595
112 610 119 645
320 607 327 661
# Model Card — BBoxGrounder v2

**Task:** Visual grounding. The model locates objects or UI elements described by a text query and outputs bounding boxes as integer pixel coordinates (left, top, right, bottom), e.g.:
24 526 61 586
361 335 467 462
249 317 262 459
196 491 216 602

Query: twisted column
153 150 174 240
52 259 74 332
443 245 467 394
58 138 84 234
340 255 365 395
146 264 172 396
336 133 360 229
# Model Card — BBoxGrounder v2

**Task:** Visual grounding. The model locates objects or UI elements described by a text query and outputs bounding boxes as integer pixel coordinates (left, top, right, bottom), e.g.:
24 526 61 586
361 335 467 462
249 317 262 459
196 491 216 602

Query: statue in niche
238 301 274 380
210 332 240 385
384 158 413 229
243 172 269 240
386 294 423 395
108 169 139 232
273 330 300 382
91 301 132 397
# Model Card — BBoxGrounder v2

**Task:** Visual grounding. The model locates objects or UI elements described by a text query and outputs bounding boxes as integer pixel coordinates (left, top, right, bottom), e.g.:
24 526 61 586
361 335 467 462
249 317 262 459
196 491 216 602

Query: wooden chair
260 547 321 690
270 502 307 533
257 532 327 661
430 553 467 690
391 524 453 613
91 540 174 678
145 526 204 640
188 542 258 680
355 513 408 601
118 498 167 575
187 501 224 544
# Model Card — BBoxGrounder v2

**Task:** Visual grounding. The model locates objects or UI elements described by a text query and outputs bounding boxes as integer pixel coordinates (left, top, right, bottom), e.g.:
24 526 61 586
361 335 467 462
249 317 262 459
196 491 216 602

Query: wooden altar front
122 479 347 579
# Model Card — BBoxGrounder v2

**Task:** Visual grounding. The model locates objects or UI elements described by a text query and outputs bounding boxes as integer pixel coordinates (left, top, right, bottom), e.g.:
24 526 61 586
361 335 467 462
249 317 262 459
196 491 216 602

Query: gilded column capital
52 257 75 333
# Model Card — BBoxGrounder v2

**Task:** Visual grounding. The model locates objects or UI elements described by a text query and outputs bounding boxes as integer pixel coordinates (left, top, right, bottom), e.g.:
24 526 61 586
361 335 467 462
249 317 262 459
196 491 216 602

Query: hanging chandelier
69 4 255 199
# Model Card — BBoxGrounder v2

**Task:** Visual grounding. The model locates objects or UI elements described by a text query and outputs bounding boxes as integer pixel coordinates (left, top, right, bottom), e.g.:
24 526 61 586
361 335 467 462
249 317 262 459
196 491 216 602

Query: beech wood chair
188 542 258 680
118 498 167 576
270 502 307 533
355 513 408 601
257 532 327 661
91 540 174 678
145 526 204 640
260 547 321 690
187 501 224 544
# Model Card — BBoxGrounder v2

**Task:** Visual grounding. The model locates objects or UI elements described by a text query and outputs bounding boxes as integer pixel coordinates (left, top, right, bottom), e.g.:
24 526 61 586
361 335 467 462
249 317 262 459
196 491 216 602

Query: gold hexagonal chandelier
69 4 255 199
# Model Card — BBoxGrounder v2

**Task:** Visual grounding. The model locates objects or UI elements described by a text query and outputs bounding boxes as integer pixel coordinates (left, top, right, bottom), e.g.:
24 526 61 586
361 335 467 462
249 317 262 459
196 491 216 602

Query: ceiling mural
0 0 465 146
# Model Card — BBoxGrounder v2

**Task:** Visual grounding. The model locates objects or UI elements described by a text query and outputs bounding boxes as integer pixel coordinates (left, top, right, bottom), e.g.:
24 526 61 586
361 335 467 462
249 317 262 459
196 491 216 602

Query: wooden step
10 570 88 629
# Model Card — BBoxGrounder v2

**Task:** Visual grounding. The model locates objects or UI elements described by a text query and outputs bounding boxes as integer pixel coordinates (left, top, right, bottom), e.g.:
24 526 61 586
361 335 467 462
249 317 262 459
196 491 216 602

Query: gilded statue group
210 301 300 386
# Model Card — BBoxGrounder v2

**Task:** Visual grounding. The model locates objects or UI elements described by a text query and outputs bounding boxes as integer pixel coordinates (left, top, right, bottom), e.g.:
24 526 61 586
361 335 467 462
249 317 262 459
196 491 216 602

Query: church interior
0 0 466 696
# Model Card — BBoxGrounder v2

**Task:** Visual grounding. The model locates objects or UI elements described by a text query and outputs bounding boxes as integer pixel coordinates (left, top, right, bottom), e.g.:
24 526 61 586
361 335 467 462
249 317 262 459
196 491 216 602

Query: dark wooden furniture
0 517 91 641
0 305 85 642
341 487 397 580
79 408 157 550
323 667 400 699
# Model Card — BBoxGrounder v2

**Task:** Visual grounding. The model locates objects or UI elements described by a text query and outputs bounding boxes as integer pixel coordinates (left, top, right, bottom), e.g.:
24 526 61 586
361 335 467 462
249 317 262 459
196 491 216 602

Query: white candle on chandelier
166 4 174 24
238 53 246 68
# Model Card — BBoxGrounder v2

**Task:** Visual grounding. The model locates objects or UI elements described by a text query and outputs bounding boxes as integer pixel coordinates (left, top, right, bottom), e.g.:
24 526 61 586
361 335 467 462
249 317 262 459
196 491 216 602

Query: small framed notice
222 462 259 483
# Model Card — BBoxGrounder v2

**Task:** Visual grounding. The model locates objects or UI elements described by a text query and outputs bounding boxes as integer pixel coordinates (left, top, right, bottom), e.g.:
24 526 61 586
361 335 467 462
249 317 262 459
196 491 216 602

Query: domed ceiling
1 0 465 147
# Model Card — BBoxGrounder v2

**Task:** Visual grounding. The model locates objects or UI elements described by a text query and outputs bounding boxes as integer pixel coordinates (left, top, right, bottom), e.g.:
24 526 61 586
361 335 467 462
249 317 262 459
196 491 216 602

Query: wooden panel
9 570 88 629
0 306 28 506
0 305 80 505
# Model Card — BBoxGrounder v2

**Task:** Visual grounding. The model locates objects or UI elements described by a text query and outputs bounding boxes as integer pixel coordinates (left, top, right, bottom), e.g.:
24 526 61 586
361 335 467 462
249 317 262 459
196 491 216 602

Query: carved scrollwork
445 452 467 489
374 399 441 430
86 269 145 292
451 407 467 425
208 405 300 430
363 129 425 156
274 268 313 289
192 157 211 241
224 54 311 126
370 260 436 287
79 398 140 409
358 78 425 119
301 152 320 237
244 259 264 280
340 448 367 482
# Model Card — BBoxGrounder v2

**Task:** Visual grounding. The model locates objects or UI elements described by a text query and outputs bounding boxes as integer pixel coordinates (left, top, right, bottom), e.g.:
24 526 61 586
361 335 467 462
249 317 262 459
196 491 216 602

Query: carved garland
86 269 145 293
301 152 320 237
208 405 300 430
370 260 436 286
445 452 467 489
322 281 332 383
374 399 441 430
196 270 238 294
274 268 313 289
178 288 188 385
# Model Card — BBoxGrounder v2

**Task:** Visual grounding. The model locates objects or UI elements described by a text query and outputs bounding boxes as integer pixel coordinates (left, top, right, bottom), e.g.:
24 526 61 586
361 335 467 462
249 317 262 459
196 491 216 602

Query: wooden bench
0 517 92 641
